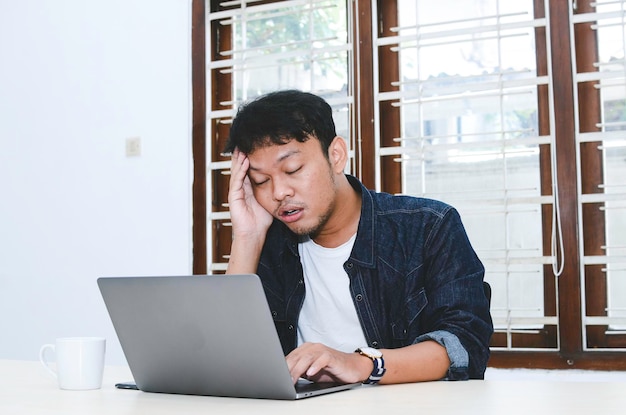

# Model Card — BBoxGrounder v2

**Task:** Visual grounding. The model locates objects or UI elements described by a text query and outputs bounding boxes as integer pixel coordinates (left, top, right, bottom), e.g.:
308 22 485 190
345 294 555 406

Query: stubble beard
289 168 337 239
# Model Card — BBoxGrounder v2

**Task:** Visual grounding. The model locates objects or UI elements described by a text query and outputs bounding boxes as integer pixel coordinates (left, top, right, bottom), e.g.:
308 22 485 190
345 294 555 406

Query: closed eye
248 174 269 186
287 166 302 175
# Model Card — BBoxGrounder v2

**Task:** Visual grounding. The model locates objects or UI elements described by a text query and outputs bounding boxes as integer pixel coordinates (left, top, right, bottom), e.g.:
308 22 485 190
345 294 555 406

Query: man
224 90 493 385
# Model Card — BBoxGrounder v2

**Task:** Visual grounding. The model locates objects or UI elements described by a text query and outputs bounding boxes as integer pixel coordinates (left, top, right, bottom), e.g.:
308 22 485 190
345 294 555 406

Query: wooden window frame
193 0 626 369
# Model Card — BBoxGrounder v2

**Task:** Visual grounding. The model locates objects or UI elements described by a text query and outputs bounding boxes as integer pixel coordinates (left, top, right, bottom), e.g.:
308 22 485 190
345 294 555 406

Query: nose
272 176 294 202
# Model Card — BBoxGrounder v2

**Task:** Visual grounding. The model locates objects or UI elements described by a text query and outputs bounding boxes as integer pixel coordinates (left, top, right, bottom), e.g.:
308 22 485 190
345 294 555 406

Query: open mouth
278 205 304 223
282 209 301 217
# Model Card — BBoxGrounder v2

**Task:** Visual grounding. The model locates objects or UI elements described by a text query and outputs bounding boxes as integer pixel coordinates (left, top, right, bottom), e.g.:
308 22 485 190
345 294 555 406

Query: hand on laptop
286 342 372 385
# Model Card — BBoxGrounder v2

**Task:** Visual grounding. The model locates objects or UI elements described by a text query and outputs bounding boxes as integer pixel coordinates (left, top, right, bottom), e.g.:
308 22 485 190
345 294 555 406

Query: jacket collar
346 175 376 269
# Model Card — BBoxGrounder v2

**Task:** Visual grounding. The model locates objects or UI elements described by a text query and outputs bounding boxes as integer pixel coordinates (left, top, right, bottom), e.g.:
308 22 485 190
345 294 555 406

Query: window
374 0 556 351
194 0 626 368
200 0 354 272
574 0 626 350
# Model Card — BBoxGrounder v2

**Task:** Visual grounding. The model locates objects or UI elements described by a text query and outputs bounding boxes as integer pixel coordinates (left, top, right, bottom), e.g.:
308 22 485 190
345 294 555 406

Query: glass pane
231 0 349 98
228 0 351 149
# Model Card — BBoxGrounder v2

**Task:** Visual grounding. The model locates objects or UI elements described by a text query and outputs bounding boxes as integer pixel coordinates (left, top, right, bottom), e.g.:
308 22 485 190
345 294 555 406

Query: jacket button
355 294 363 301
288 324 294 331
271 311 277 317
346 262 353 269
371 341 379 347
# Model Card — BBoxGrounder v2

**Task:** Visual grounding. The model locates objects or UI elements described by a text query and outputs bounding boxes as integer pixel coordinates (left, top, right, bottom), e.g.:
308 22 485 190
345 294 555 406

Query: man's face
246 138 340 238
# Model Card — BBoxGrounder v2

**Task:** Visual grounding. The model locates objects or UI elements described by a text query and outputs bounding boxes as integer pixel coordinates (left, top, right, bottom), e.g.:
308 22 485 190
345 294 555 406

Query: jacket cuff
415 330 469 380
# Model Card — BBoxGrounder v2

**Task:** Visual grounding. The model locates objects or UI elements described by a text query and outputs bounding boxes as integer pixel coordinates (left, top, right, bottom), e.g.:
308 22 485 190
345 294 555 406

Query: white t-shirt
297 233 368 352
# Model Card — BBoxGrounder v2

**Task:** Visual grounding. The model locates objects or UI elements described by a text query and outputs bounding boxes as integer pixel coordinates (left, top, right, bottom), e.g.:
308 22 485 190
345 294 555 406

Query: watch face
359 347 382 358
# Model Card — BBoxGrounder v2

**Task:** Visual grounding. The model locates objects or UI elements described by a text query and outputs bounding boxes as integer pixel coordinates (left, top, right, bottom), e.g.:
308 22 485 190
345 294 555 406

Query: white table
1 359 625 414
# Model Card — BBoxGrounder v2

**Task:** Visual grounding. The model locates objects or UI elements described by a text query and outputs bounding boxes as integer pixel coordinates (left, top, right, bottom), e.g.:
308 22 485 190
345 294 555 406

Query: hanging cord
546 0 565 278
551 145 565 278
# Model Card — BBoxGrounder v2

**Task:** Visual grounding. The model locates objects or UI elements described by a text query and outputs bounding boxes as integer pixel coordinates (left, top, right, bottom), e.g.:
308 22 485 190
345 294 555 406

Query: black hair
223 90 337 156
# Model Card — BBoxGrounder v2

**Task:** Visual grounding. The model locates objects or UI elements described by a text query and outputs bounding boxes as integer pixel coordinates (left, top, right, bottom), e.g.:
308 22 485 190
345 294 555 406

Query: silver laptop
97 274 360 400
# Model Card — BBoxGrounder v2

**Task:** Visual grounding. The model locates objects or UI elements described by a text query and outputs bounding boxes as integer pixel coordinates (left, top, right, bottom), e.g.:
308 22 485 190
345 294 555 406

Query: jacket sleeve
419 207 493 380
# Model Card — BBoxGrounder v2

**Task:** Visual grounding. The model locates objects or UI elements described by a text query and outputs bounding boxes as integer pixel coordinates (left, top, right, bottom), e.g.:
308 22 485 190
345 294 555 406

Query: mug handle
39 344 58 379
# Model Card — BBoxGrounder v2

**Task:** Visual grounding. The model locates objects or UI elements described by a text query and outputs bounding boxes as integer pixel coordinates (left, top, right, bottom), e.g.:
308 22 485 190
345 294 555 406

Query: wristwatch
355 347 386 384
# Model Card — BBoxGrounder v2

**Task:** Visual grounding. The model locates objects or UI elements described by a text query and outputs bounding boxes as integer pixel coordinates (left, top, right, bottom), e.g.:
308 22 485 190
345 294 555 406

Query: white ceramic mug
39 337 106 390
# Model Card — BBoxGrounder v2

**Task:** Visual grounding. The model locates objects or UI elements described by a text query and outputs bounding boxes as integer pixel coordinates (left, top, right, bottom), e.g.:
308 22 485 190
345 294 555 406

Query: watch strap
356 348 386 384
364 355 385 384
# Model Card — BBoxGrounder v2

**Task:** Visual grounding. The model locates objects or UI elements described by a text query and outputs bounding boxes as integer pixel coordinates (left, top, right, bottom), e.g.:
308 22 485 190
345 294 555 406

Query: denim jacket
256 175 493 380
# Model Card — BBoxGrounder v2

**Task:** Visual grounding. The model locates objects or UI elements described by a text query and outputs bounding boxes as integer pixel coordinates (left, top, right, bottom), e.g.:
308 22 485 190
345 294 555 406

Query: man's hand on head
225 149 274 275
228 149 273 240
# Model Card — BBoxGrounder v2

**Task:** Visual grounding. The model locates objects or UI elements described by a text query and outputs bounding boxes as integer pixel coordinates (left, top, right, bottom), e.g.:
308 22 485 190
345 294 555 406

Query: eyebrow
249 149 301 171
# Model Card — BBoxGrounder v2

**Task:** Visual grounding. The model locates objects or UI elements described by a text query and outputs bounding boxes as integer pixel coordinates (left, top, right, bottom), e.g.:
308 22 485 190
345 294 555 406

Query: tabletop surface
2 359 625 415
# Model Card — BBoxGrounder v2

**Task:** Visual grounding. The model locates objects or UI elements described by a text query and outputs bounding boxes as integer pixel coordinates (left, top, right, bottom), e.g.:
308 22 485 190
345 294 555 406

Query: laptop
97 274 360 400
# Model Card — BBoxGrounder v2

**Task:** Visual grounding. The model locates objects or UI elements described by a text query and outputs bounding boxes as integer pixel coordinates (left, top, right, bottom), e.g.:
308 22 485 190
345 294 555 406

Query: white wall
0 0 192 366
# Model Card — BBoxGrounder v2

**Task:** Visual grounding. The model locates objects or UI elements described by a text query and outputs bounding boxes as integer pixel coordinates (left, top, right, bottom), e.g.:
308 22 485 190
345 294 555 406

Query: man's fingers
287 343 337 384
230 150 249 185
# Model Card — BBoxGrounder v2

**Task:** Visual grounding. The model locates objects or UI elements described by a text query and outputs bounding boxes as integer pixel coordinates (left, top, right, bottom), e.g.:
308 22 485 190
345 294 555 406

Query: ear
328 136 349 173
